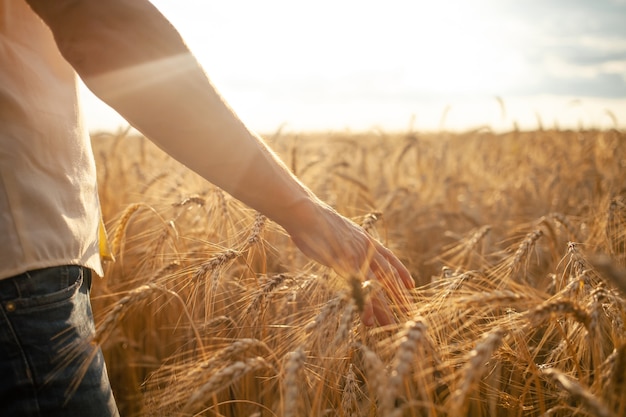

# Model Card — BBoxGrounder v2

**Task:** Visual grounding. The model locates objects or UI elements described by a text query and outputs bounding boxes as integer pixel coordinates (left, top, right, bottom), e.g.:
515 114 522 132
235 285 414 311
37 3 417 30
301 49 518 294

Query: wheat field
90 126 626 417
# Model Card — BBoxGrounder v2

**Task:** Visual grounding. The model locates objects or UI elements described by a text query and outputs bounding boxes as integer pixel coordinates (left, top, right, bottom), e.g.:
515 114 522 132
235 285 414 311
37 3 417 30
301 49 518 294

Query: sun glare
150 1 522 95
82 1 624 132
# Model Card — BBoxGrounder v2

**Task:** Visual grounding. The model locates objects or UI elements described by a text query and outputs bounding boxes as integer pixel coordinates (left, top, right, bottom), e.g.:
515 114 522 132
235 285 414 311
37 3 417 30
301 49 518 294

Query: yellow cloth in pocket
99 218 115 262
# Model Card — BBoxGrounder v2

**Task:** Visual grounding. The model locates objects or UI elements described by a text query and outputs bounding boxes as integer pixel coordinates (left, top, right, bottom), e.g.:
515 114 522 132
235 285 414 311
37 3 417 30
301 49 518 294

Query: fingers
371 290 395 325
360 289 395 326
360 261 411 327
293 212 413 327
370 252 412 305
375 241 415 289
356 240 414 326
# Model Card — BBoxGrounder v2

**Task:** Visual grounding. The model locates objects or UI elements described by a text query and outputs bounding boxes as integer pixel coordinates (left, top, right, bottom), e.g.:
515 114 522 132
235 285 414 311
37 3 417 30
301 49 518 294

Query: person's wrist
279 194 326 238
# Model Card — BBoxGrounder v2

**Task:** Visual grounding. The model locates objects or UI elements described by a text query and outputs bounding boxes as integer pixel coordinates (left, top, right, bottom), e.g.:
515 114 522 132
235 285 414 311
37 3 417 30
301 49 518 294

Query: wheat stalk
387 319 431 416
304 296 345 334
508 228 544 281
93 284 164 346
359 343 391 415
245 212 267 248
181 357 272 415
283 347 306 417
360 211 383 234
193 249 241 281
110 203 143 257
341 364 360 417
448 327 506 416
172 195 206 208
550 212 581 242
526 299 591 330
602 344 626 417
334 301 357 347
542 368 613 417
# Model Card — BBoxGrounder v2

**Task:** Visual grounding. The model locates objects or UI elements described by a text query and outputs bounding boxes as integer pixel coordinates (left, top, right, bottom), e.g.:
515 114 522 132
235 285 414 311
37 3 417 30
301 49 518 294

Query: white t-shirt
0 0 104 279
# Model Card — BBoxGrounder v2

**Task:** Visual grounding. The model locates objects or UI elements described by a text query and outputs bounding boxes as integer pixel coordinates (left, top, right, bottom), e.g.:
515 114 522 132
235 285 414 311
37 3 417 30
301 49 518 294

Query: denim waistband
0 265 86 302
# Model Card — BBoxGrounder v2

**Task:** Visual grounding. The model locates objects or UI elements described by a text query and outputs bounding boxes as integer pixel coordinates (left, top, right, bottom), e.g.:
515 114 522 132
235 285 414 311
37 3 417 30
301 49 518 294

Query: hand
286 200 415 326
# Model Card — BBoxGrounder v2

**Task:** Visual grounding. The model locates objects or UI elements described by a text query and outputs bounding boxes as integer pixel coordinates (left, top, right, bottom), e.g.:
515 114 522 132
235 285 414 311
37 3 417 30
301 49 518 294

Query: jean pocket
4 266 85 314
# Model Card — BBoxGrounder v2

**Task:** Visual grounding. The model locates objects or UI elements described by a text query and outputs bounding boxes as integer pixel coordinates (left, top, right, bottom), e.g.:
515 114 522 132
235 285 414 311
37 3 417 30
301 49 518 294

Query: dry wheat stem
599 344 626 391
243 273 292 323
94 284 164 345
172 195 206 208
461 290 529 307
341 364 360 417
304 296 345 333
387 319 430 414
508 228 544 280
94 284 204 355
181 356 272 415
193 249 241 281
283 347 306 417
549 212 581 242
359 343 391 415
542 368 613 417
567 241 589 279
89 129 626 417
334 301 357 347
448 327 506 415
245 212 266 248
526 299 591 330
360 211 383 233
189 338 273 377
110 202 166 257
466 225 492 253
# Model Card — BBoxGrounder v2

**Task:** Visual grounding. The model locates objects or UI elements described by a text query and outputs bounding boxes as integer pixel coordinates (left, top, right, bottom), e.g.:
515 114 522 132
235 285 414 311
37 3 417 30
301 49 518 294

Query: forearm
26 0 318 229
100 57 320 230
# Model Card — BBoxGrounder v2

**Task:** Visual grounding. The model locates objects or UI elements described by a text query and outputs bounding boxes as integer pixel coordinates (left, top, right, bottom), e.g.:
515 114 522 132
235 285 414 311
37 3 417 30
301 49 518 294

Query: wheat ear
542 368 612 417
448 328 505 416
341 364 360 417
283 347 306 417
181 357 272 415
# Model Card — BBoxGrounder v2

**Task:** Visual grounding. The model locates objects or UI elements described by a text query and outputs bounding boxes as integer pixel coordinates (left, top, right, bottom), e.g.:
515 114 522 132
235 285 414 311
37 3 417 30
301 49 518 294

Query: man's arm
26 0 312 230
26 0 414 325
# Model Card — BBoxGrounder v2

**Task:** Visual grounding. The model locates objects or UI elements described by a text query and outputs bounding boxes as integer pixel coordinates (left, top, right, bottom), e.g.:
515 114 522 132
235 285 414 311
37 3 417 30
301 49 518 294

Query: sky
81 0 626 133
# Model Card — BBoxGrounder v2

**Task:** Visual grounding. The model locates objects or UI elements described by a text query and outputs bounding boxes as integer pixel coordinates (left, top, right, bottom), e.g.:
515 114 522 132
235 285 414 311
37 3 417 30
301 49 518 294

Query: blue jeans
0 266 119 417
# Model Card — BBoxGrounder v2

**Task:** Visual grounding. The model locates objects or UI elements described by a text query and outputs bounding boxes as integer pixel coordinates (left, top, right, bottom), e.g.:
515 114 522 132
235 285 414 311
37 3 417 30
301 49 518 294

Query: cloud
482 0 626 98
534 73 626 98
495 0 626 37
